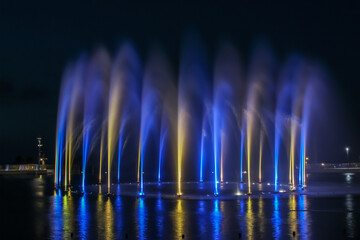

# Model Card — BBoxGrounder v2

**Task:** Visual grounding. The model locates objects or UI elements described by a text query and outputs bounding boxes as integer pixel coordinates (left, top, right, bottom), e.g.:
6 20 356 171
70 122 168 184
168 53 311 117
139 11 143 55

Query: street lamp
345 147 350 165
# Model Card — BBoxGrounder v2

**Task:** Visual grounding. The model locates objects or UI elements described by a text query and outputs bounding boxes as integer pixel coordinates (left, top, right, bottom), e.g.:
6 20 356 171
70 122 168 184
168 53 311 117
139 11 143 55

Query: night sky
0 2 359 164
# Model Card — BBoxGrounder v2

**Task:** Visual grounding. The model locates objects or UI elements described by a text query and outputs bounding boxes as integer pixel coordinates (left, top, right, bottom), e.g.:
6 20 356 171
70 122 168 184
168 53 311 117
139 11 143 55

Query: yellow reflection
246 198 254 240
258 198 265 235
104 199 114 239
62 192 74 238
174 200 185 239
288 195 298 239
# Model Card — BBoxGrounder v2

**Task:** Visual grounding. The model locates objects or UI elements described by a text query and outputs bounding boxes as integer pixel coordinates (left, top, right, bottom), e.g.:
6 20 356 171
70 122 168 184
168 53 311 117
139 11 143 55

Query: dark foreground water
1 174 360 239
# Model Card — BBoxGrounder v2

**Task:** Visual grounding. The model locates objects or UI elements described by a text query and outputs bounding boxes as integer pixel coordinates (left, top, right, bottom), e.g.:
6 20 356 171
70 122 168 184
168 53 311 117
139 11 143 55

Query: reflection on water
272 195 281 239
104 198 114 239
63 191 74 239
78 196 88 239
298 195 310 239
345 194 355 238
18 178 353 239
246 198 254 239
258 197 265 236
345 173 354 184
173 200 185 239
51 191 63 239
288 195 298 239
136 198 147 239
156 198 164 239
212 200 222 239
43 191 360 239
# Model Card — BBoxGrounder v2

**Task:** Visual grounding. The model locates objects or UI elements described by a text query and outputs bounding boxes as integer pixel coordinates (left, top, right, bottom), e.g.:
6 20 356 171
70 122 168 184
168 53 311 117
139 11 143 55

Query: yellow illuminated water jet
177 108 185 196
258 130 264 183
64 136 69 190
246 111 253 194
137 137 141 183
107 77 122 193
99 130 106 183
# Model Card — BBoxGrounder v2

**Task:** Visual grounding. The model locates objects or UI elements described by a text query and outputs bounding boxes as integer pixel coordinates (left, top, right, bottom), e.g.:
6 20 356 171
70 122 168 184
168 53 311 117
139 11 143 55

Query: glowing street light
345 147 350 165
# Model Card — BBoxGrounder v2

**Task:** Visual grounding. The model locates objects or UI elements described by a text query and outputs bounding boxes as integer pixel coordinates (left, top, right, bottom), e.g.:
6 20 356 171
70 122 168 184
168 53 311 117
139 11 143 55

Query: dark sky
0 1 359 164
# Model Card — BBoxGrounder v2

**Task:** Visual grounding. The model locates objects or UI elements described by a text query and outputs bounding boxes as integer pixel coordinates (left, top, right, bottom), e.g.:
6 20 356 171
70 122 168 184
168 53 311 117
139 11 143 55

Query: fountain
54 37 328 197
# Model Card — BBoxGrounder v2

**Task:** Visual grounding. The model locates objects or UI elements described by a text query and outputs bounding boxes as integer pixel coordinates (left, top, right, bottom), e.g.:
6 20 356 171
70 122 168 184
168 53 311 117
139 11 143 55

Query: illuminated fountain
82 49 110 191
54 37 327 197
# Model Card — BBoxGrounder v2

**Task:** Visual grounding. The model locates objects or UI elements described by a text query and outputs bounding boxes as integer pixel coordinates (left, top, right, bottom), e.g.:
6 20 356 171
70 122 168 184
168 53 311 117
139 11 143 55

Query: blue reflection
52 191 63 239
298 195 309 238
272 195 281 239
212 200 222 239
114 196 123 239
156 198 164 239
136 198 147 239
198 201 206 238
78 196 88 239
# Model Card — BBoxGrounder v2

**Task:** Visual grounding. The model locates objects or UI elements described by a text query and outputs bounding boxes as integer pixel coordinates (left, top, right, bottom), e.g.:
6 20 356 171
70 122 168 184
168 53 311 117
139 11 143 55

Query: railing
307 163 360 169
0 164 47 171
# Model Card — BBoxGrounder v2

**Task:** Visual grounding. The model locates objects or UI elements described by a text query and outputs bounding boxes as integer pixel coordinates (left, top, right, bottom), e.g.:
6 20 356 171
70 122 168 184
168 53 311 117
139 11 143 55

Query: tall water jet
177 107 185 196
289 118 297 189
117 120 127 183
213 42 243 193
245 109 253 194
298 68 320 187
55 65 76 188
244 80 260 194
258 129 264 183
299 92 310 187
65 58 86 190
239 124 245 182
212 104 220 195
138 88 157 195
178 35 209 196
107 70 122 193
199 122 205 183
158 119 167 183
108 44 141 194
99 129 106 183
274 81 293 192
82 49 110 191
117 131 124 183
139 49 173 195
245 43 272 194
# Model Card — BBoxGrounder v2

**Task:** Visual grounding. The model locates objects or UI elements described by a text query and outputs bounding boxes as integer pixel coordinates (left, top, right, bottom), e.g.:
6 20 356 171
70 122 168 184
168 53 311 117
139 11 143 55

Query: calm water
1 174 360 239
